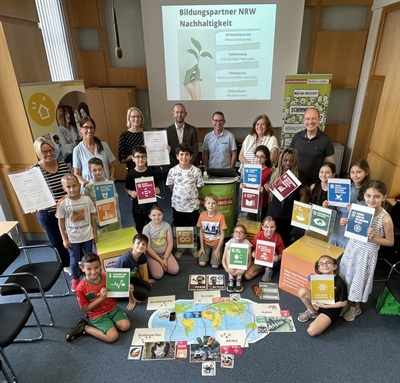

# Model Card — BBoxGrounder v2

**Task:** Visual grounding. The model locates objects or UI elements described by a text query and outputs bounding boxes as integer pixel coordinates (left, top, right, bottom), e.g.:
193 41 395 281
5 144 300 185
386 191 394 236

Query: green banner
281 74 332 148
199 182 236 237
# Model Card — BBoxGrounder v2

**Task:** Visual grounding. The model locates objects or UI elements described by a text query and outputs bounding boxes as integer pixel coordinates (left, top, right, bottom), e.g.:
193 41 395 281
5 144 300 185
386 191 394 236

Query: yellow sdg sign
176 227 194 248
28 92 55 126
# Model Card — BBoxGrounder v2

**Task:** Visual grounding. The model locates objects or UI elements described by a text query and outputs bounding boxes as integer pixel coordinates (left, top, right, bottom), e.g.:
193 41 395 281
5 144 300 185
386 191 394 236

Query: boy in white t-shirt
166 143 204 258
57 174 97 292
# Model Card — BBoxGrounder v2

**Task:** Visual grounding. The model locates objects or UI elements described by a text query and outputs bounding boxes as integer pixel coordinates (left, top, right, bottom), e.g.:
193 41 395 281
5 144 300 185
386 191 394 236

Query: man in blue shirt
202 111 237 170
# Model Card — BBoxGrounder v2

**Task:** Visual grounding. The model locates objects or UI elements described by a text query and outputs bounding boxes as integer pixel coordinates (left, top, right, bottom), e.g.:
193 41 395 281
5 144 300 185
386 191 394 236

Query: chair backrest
0 233 21 274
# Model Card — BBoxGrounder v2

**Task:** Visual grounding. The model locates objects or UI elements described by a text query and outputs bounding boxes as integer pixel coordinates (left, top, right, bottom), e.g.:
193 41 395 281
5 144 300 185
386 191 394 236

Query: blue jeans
68 240 95 280
36 210 70 267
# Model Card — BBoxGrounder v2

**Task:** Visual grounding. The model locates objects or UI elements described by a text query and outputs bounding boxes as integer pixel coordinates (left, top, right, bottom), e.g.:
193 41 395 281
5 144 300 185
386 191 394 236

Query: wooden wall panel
325 123 350 147
108 68 148 89
79 51 108 87
312 31 368 88
2 22 50 83
367 26 399 198
352 77 384 161
320 0 372 5
66 0 100 28
0 0 38 22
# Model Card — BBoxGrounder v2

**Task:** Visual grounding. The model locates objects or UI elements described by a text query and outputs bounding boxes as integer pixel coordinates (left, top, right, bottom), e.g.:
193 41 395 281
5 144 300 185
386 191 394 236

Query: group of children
59 141 393 342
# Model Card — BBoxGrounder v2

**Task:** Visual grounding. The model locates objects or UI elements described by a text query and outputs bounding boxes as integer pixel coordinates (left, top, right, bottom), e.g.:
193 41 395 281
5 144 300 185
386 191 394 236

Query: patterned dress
339 208 388 302
118 130 144 171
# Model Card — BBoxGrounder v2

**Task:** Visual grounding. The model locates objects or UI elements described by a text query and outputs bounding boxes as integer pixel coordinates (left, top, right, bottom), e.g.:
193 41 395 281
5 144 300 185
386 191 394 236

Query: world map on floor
149 299 266 344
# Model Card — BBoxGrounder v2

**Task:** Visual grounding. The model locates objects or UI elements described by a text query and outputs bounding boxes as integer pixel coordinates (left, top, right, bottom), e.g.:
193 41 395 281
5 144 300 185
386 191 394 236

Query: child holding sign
309 162 336 207
297 255 347 336
339 180 394 321
222 224 251 293
243 216 285 282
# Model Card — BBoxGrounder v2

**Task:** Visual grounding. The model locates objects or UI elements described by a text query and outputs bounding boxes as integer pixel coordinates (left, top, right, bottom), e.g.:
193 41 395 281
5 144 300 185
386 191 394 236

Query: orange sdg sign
176 227 194 248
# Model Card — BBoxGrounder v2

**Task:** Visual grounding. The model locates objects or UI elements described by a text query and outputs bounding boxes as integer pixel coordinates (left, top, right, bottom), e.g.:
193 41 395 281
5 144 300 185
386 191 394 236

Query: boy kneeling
66 253 135 343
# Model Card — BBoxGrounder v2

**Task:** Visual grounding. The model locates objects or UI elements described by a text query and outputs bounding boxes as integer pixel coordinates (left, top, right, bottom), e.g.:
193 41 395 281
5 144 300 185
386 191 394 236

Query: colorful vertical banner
281 74 333 148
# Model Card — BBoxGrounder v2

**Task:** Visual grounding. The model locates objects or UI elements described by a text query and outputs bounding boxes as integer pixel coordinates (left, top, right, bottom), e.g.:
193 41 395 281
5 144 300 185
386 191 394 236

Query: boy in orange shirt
197 194 227 269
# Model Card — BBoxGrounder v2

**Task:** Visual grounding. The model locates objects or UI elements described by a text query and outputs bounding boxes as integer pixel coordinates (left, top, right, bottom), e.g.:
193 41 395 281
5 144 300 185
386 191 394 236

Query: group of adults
33 103 334 269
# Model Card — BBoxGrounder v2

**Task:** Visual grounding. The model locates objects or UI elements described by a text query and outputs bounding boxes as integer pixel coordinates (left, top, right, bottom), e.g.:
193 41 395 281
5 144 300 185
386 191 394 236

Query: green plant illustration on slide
183 38 213 100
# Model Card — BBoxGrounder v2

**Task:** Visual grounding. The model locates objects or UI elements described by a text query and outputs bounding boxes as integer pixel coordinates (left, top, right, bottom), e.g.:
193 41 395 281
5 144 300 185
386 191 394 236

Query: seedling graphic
183 38 213 100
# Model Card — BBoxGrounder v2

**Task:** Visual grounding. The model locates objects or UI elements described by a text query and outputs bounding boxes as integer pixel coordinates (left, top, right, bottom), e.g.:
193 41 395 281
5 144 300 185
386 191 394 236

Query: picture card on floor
127 346 142 360
189 343 221 363
193 290 221 304
215 330 249 347
221 354 234 369
141 341 176 360
252 303 281 317
202 362 216 376
220 345 243 355
131 328 166 345
176 341 188 359
146 295 176 310
266 313 296 332
259 282 280 300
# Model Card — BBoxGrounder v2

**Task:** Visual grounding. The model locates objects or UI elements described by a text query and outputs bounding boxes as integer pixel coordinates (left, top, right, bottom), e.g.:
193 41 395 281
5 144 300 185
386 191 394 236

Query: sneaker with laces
262 267 273 282
234 279 243 293
226 280 235 293
339 304 349 317
174 250 183 259
66 318 88 342
343 306 362 322
71 278 80 293
297 310 318 323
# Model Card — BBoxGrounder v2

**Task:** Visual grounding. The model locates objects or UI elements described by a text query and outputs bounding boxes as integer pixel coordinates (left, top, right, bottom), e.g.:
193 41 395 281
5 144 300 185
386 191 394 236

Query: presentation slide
141 0 304 128
162 4 276 101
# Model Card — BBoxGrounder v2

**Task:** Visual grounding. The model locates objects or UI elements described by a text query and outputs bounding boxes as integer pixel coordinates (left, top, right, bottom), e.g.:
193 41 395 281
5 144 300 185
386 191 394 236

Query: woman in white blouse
239 114 279 171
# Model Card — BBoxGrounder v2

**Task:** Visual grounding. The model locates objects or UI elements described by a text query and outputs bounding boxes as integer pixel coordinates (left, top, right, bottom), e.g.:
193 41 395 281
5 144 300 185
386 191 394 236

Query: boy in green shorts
66 253 135 343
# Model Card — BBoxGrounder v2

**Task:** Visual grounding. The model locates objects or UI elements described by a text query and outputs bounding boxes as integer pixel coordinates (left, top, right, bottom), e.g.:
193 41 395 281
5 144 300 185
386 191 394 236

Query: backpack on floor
376 287 400 316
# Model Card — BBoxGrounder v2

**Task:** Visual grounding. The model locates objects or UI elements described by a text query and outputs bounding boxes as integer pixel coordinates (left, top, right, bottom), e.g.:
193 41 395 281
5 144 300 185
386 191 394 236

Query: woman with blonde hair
32 137 71 269
118 107 145 172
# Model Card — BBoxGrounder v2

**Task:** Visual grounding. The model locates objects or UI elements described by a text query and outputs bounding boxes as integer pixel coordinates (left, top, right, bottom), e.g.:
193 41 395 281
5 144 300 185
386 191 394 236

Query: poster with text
175 227 195 248
309 205 333 236
310 274 335 304
241 188 260 214
328 179 351 207
291 201 311 230
228 243 249 270
280 74 332 148
345 204 375 243
135 177 156 204
243 164 262 188
254 239 275 267
106 268 130 298
270 170 301 202
94 181 118 226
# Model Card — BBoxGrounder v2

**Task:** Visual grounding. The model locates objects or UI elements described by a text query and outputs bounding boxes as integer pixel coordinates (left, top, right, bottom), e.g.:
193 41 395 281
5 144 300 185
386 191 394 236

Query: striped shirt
33 161 70 212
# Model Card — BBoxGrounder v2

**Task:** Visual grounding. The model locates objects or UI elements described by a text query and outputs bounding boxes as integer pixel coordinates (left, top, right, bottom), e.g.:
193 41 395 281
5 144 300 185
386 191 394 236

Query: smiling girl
339 180 394 321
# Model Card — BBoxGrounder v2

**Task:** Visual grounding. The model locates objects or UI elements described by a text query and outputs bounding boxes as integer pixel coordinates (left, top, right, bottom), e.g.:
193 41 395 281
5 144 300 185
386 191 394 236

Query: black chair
376 261 400 314
0 283 44 383
0 233 70 326
375 202 400 281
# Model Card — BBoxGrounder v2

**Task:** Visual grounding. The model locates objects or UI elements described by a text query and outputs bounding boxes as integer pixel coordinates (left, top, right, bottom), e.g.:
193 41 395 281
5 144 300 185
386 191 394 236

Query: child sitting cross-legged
66 253 135 343
221 224 251 293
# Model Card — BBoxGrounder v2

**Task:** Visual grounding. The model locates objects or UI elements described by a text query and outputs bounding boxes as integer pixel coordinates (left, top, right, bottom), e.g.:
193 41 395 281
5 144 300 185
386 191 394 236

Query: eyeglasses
212 119 225 123
255 155 266 159
130 116 142 119
133 155 147 160
81 125 95 131
318 261 334 267
233 230 245 234
41 149 54 155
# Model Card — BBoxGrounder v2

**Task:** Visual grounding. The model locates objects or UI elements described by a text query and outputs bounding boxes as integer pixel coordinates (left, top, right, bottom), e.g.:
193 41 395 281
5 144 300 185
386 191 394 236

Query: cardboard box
96 227 137 270
279 235 344 297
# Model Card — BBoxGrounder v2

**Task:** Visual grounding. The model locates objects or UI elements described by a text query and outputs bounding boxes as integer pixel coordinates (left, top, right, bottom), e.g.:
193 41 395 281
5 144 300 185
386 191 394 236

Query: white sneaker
262 267 273 282
63 266 72 276
174 250 183 259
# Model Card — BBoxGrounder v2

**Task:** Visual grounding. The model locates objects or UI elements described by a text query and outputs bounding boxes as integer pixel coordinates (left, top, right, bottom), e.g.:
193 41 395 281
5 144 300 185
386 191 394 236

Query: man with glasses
202 111 237 170
166 103 199 167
